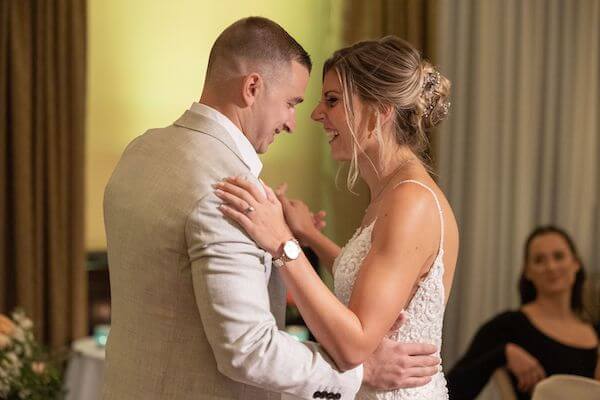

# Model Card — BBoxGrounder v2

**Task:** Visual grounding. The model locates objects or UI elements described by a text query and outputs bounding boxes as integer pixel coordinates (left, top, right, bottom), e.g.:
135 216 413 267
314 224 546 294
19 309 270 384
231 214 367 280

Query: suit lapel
174 110 254 172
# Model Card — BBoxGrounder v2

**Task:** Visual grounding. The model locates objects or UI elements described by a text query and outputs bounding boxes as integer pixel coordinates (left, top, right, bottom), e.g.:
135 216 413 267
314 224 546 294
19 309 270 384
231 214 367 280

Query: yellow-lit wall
86 0 348 250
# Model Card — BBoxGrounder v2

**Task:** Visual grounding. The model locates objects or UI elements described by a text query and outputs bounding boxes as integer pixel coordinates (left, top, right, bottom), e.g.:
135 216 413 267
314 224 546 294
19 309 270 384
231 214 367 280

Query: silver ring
244 206 255 214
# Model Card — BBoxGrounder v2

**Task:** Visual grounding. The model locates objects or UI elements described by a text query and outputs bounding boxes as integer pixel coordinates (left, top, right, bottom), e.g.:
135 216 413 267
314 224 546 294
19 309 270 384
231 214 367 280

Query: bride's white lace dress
332 180 449 399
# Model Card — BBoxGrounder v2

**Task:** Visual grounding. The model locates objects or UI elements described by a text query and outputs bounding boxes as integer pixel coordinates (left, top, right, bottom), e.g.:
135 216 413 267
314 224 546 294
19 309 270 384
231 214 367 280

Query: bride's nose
311 102 325 122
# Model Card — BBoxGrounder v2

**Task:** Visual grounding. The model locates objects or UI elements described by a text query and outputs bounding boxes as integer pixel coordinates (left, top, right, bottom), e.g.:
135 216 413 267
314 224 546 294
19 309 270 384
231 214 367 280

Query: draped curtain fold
0 0 87 348
436 0 600 368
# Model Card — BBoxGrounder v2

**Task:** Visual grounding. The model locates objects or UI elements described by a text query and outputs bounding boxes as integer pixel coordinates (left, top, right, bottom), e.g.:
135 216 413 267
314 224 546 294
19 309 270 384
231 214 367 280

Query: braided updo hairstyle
323 36 451 189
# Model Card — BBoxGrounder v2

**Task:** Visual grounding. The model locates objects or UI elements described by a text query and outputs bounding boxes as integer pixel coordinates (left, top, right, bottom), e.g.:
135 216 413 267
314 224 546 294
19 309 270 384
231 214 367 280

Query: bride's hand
215 176 293 257
276 183 326 243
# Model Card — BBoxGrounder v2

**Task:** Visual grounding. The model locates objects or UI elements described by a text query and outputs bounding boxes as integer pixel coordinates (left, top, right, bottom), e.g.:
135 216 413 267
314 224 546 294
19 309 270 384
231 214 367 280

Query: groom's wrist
361 357 373 386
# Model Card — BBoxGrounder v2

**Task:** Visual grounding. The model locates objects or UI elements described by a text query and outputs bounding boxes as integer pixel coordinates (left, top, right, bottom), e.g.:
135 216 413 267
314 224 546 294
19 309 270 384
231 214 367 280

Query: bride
215 35 459 399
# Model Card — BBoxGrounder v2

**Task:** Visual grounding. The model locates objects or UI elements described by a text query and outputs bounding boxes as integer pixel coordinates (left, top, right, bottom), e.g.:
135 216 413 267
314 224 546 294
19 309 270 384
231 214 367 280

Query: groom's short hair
206 17 312 81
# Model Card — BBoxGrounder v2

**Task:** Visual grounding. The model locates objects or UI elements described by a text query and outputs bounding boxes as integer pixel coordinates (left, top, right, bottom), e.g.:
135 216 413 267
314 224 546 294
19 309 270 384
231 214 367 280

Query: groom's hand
362 339 440 390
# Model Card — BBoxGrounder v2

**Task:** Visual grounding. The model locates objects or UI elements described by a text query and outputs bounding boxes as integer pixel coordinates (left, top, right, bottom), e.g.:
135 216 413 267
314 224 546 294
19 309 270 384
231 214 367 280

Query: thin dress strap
394 180 445 256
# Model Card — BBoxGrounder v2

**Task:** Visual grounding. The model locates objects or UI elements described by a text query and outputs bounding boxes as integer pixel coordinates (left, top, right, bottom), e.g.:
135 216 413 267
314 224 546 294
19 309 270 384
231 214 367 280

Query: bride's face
310 69 369 161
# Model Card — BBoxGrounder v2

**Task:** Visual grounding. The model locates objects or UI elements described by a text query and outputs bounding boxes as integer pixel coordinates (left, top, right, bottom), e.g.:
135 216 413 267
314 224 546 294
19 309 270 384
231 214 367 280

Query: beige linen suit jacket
102 109 362 400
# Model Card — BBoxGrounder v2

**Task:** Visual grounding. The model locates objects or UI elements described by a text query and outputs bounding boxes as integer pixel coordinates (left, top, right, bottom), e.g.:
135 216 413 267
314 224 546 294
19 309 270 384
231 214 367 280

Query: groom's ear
241 73 263 107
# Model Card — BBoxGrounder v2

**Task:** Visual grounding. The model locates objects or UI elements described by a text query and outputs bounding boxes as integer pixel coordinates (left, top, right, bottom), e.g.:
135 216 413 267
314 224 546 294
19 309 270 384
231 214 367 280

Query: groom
103 17 440 400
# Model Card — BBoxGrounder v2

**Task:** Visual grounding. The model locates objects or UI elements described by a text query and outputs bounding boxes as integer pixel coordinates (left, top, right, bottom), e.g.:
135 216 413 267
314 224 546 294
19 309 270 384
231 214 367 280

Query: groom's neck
198 94 247 137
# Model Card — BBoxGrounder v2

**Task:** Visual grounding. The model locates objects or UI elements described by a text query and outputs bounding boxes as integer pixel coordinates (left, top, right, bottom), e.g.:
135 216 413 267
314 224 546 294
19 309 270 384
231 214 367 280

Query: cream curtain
435 0 600 390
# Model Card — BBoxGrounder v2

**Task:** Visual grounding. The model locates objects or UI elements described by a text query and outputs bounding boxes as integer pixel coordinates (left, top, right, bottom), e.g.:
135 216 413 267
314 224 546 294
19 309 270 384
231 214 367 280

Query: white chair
492 368 517 400
531 374 600 400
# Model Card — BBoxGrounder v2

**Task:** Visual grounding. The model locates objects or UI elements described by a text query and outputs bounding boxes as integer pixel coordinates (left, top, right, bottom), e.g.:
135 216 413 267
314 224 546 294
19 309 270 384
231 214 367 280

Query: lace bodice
331 180 449 399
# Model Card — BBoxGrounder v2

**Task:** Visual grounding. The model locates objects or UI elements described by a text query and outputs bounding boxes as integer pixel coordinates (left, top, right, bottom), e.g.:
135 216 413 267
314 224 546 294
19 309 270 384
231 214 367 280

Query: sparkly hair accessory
422 70 441 94
421 69 450 120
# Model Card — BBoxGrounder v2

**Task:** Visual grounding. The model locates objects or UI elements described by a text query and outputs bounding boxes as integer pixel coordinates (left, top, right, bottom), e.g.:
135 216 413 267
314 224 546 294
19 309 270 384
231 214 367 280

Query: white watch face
283 240 301 260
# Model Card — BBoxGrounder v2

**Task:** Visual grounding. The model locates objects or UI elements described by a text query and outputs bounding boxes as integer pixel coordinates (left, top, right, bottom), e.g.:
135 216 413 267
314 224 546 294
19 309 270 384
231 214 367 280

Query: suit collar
174 110 260 175
190 103 262 176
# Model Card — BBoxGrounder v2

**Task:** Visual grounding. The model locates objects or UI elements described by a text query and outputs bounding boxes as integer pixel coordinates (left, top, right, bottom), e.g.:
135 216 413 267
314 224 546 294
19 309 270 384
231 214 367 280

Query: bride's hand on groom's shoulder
214 176 293 257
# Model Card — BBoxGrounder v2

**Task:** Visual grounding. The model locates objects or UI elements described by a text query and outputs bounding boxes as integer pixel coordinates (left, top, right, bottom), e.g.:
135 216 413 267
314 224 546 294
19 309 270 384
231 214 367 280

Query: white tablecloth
64 337 105 400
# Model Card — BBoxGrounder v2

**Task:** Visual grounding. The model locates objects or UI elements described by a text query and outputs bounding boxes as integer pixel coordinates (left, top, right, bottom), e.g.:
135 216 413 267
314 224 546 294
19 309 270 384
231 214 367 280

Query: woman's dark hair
518 225 586 314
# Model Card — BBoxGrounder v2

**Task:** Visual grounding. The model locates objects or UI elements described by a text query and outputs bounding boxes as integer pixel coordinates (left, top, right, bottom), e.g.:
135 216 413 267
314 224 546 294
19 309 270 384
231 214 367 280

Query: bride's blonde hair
323 36 451 190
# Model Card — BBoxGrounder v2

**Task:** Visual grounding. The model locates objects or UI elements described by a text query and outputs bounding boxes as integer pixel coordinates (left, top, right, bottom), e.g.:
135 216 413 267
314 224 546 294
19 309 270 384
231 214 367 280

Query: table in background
64 337 105 400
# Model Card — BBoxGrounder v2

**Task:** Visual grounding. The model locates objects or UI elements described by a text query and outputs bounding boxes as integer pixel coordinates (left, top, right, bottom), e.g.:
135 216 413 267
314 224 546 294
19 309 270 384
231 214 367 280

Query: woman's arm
446 313 521 399
275 192 342 274
216 178 440 370
295 223 341 274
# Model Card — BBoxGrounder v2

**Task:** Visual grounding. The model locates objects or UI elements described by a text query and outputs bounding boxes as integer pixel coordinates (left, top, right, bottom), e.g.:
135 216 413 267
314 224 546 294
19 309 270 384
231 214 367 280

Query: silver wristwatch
272 239 301 268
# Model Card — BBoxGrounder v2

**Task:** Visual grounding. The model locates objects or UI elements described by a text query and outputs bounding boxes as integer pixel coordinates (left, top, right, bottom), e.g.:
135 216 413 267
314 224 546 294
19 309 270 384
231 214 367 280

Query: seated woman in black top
447 225 600 400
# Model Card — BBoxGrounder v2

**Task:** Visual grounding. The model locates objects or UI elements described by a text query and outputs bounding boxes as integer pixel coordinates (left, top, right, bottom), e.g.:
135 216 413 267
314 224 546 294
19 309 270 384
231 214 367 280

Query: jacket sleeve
185 188 363 400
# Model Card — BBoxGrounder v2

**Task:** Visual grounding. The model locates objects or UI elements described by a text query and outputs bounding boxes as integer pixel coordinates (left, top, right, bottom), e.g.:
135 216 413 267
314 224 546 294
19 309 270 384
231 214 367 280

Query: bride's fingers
216 181 257 206
278 193 292 208
225 176 266 202
313 213 326 228
218 204 252 230
214 189 252 213
275 182 289 197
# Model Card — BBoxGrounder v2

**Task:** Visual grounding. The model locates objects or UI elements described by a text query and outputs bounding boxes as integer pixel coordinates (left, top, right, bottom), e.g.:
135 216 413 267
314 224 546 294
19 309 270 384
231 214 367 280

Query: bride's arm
296 225 341 274
277 186 439 370
274 187 341 273
216 178 439 370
